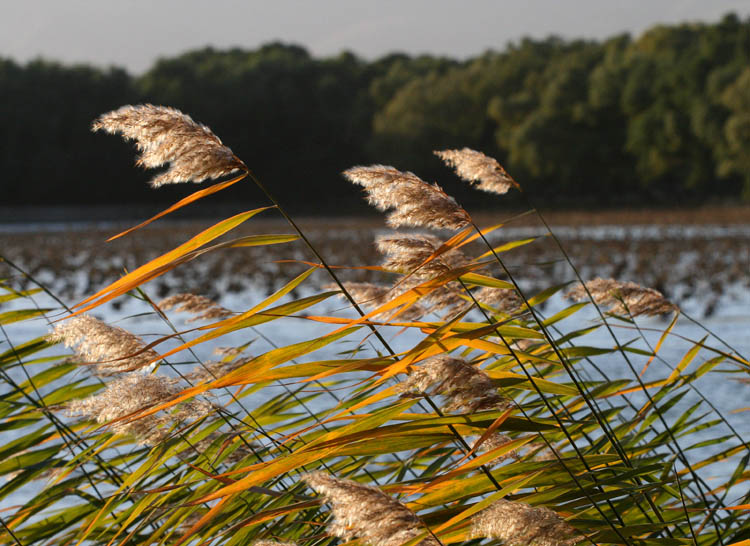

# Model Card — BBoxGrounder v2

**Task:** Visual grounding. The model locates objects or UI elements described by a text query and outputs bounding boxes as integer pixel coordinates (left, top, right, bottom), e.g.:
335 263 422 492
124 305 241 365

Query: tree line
2 13 750 212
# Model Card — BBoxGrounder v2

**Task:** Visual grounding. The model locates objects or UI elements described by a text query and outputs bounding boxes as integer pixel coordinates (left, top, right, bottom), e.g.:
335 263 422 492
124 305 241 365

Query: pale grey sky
2 0 749 73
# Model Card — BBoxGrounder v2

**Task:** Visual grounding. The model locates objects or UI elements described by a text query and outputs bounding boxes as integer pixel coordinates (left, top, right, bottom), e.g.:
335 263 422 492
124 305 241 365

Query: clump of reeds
566 278 678 316
303 472 438 546
48 314 160 375
397 355 510 413
92 104 246 187
471 499 581 546
435 147 520 194
343 165 471 230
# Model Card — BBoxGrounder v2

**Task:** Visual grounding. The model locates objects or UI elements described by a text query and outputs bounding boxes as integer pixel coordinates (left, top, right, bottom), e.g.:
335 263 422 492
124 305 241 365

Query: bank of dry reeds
0 107 748 546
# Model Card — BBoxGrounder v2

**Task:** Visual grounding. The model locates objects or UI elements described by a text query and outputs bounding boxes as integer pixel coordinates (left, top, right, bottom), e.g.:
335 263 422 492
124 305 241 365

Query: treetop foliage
3 13 750 210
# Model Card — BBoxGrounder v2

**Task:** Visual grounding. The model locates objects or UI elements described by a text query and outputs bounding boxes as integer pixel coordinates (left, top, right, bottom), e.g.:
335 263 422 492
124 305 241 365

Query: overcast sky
3 0 749 73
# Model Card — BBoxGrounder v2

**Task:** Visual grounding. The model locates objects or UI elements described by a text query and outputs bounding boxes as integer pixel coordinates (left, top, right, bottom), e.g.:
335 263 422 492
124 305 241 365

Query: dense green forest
2 13 750 212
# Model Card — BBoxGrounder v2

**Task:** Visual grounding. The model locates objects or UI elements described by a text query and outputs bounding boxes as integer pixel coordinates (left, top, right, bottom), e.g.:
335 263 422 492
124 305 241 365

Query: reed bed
0 105 748 546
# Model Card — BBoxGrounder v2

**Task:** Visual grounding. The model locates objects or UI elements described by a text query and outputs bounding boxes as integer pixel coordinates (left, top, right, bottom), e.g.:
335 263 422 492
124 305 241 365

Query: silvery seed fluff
474 433 520 466
159 293 233 322
186 358 250 384
397 355 510 413
343 165 471 230
471 499 581 546
331 282 427 321
66 373 214 445
566 278 678 316
376 233 468 278
435 148 519 195
253 541 298 546
92 104 246 187
48 314 160 375
303 472 439 546
475 286 523 314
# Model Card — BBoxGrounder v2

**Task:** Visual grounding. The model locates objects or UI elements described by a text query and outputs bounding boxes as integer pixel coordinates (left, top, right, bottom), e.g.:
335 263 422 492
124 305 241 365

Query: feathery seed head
92 104 246 187
187 358 249 384
303 472 438 546
331 282 427 321
435 148 519 194
48 315 159 375
159 293 233 322
66 373 214 445
343 165 471 230
566 278 678 317
471 499 581 546
476 286 523 314
376 233 468 278
253 542 298 546
397 355 510 413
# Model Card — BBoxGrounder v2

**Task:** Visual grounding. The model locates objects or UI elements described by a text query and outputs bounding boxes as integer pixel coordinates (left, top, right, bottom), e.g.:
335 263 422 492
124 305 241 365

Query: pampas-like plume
376 233 468 278
303 472 439 546
343 165 471 230
159 293 233 322
66 373 214 445
48 315 159 375
565 278 678 317
471 499 581 546
186 358 249 384
92 104 246 187
474 433 520 466
476 286 523 314
397 355 509 413
332 282 427 321
253 541 298 546
435 148 519 195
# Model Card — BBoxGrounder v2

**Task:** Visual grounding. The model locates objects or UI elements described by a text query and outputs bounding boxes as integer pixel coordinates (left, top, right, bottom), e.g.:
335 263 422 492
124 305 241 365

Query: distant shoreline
2 204 749 228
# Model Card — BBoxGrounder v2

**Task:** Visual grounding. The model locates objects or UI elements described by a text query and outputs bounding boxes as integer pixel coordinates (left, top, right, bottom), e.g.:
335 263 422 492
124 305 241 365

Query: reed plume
376 233 470 317
476 433 520 465
435 148 519 194
376 233 468 277
332 282 427 321
253 542 297 546
343 165 470 230
397 355 510 413
566 278 678 316
48 314 159 375
92 104 246 187
66 373 214 445
471 499 581 546
303 472 438 546
159 293 233 322
187 358 250 383
476 286 523 314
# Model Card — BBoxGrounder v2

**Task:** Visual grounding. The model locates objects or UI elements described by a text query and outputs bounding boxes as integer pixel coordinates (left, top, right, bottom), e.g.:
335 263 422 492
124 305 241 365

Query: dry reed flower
303 472 438 546
471 499 581 546
48 315 159 375
66 373 214 445
179 431 257 466
566 278 678 316
343 165 471 230
376 233 468 277
159 293 233 322
332 282 427 321
397 355 509 413
253 541 298 546
92 104 246 187
474 433 520 466
186 358 249 383
435 148 519 194
475 286 523 314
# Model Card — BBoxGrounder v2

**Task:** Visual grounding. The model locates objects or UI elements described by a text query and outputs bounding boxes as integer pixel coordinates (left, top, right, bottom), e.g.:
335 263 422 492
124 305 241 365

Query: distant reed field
0 105 748 546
